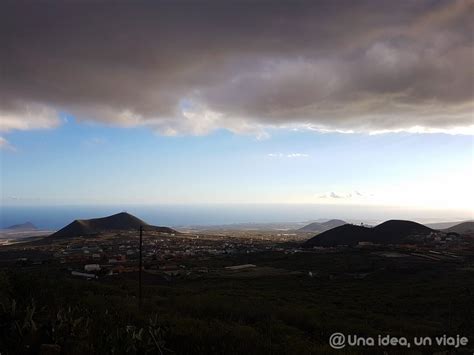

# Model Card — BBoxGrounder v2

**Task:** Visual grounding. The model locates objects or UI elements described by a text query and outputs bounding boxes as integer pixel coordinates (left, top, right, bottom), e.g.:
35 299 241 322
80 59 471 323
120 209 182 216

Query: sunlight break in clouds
0 102 60 133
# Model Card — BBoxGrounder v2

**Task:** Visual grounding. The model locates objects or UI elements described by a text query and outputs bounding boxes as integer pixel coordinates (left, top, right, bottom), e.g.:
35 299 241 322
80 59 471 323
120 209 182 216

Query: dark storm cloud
0 0 473 137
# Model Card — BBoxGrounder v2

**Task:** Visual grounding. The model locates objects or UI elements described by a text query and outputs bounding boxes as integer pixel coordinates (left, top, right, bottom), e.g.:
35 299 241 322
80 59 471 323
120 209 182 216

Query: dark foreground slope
1 249 473 354
50 212 176 237
304 219 433 247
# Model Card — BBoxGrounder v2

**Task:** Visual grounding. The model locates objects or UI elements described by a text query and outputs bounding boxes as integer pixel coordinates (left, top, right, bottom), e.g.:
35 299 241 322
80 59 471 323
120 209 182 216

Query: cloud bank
1 0 473 137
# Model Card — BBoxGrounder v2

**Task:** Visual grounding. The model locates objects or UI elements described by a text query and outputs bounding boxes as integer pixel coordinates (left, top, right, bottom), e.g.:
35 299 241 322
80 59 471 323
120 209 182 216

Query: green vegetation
1 250 473 354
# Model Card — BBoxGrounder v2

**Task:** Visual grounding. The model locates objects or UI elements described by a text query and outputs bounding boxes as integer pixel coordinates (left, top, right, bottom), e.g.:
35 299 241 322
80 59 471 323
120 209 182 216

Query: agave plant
0 298 40 354
147 314 167 355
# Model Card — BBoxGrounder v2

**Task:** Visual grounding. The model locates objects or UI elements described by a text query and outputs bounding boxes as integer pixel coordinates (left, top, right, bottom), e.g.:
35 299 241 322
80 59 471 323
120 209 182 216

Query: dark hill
443 221 474 234
372 220 432 243
50 212 176 238
304 224 371 246
6 222 37 230
304 219 433 247
298 219 347 232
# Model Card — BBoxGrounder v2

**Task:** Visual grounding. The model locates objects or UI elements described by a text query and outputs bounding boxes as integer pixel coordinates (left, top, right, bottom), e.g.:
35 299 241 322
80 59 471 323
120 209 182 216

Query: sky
0 0 473 221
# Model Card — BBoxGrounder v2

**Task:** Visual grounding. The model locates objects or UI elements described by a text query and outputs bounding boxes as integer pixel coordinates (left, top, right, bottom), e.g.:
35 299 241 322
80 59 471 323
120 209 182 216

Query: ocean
0 204 470 230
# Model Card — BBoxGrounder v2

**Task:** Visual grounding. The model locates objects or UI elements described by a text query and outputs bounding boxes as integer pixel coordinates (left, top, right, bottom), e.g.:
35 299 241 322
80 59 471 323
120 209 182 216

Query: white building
71 271 97 279
84 264 101 272
225 264 256 270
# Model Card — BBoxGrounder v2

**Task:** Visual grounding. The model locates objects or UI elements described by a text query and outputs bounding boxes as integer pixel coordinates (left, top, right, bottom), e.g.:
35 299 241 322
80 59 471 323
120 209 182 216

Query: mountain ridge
5 222 37 231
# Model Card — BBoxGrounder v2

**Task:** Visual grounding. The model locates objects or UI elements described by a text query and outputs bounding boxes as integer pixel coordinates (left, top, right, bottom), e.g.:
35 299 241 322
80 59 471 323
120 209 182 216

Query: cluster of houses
44 233 275 280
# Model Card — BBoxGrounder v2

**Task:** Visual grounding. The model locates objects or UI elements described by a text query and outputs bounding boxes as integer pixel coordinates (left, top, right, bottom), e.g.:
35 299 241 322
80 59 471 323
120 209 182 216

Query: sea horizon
1 203 471 230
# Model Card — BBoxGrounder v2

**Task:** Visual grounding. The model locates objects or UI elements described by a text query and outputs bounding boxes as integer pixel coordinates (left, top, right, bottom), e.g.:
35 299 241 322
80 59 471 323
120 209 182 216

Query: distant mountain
425 221 471 230
304 219 433 247
298 222 323 232
298 219 347 232
5 222 37 231
50 212 176 238
443 221 474 234
321 219 347 229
